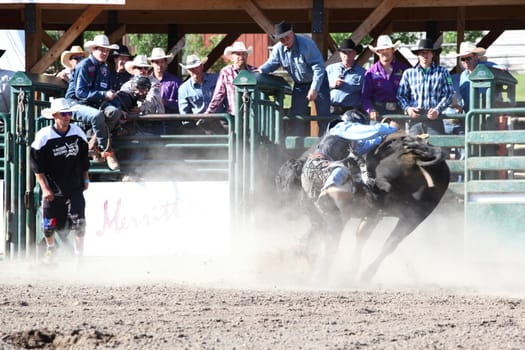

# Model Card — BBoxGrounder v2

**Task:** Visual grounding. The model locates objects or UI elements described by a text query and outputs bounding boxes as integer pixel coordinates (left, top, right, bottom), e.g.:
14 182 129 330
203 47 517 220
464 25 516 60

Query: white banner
83 181 231 256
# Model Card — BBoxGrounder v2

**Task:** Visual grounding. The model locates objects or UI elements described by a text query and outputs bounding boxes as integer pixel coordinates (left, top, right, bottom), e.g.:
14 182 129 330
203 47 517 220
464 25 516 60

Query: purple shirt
206 64 256 114
150 71 181 114
361 60 409 114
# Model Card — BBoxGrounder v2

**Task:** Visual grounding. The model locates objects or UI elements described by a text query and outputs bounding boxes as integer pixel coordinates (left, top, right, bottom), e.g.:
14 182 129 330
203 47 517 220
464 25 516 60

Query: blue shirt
65 55 114 109
178 72 219 114
326 62 365 108
328 121 398 155
397 62 454 114
259 34 326 92
458 61 497 112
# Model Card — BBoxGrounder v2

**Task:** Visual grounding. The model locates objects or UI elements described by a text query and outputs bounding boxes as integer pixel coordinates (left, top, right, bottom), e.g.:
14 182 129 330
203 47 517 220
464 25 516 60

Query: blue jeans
70 102 121 150
289 76 331 136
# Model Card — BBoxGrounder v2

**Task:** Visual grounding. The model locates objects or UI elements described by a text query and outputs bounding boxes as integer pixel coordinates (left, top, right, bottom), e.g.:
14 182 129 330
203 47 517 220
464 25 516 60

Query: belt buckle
385 102 397 111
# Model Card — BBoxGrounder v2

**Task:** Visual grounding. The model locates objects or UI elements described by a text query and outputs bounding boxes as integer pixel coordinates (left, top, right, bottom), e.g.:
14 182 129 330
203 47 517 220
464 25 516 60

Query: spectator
204 42 256 134
147 47 181 114
65 34 122 170
397 38 454 136
123 54 164 115
456 41 498 113
148 47 182 133
258 21 330 135
326 38 365 116
110 45 133 91
362 35 409 122
0 48 15 115
30 98 90 261
56 45 88 84
178 54 219 114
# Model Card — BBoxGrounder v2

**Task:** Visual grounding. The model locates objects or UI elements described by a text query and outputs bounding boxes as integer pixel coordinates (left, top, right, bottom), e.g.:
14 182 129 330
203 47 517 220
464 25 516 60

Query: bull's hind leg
359 219 419 282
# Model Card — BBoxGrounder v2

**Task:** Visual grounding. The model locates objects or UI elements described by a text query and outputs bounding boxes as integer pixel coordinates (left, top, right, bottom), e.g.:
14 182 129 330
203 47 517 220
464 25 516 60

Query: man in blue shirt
178 54 219 115
258 21 331 136
326 38 365 115
65 34 122 170
397 39 454 136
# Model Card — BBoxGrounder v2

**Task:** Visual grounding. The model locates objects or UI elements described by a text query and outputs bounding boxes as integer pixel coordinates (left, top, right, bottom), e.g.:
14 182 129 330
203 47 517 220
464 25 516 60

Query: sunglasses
135 66 150 71
59 111 73 117
461 56 473 62
71 56 84 61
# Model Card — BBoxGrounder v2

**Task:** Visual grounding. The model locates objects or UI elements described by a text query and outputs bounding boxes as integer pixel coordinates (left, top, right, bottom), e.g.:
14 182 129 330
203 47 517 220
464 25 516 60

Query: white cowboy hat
179 54 208 70
41 98 79 119
124 54 152 74
456 41 486 57
60 45 88 69
224 42 253 59
84 34 119 52
147 47 174 64
369 35 401 53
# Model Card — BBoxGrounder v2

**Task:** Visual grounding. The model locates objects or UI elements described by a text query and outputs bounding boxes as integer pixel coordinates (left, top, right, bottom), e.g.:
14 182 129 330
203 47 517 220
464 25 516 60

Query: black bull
275 132 450 282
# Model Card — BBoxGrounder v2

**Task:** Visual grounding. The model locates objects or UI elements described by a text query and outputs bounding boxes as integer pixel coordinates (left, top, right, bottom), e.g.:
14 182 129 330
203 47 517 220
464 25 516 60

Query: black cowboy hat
110 45 132 59
338 38 363 55
411 38 442 55
271 21 293 41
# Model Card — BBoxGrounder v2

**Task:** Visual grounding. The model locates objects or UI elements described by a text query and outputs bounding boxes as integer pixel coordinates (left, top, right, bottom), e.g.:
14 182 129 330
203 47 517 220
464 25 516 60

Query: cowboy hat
369 35 401 53
271 21 293 41
338 38 363 54
224 42 253 58
147 47 174 64
411 38 442 55
60 46 88 69
41 98 79 119
456 41 486 57
124 55 152 74
179 54 208 70
84 34 119 52
110 45 132 59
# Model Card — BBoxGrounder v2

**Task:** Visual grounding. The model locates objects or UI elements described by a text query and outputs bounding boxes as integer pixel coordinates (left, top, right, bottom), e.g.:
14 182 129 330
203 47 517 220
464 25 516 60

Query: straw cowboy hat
60 45 88 69
456 41 486 57
84 34 119 52
179 54 208 70
41 98 78 119
147 47 174 64
411 38 442 55
338 38 363 54
124 55 152 74
369 35 401 53
224 42 253 59
271 21 293 41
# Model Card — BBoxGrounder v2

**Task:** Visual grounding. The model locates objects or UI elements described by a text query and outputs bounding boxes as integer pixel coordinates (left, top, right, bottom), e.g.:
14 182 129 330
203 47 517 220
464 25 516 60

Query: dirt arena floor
1 200 524 349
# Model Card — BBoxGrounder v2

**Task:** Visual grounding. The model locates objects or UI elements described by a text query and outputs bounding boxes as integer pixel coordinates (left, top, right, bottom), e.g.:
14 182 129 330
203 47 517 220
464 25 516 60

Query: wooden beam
238 0 273 35
349 0 401 44
42 30 55 49
108 24 127 44
25 5 42 72
477 29 504 49
30 6 104 74
204 33 241 71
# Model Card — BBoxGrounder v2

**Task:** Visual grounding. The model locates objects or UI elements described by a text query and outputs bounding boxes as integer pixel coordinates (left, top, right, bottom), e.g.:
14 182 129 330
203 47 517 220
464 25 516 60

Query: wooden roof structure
1 0 524 74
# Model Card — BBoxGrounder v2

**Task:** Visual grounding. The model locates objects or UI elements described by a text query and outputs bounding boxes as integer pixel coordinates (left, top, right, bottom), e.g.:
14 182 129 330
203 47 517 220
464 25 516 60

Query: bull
275 131 450 282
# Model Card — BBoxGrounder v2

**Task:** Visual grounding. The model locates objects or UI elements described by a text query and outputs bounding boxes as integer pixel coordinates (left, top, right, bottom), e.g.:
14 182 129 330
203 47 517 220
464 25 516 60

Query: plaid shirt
207 64 256 114
396 62 454 114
